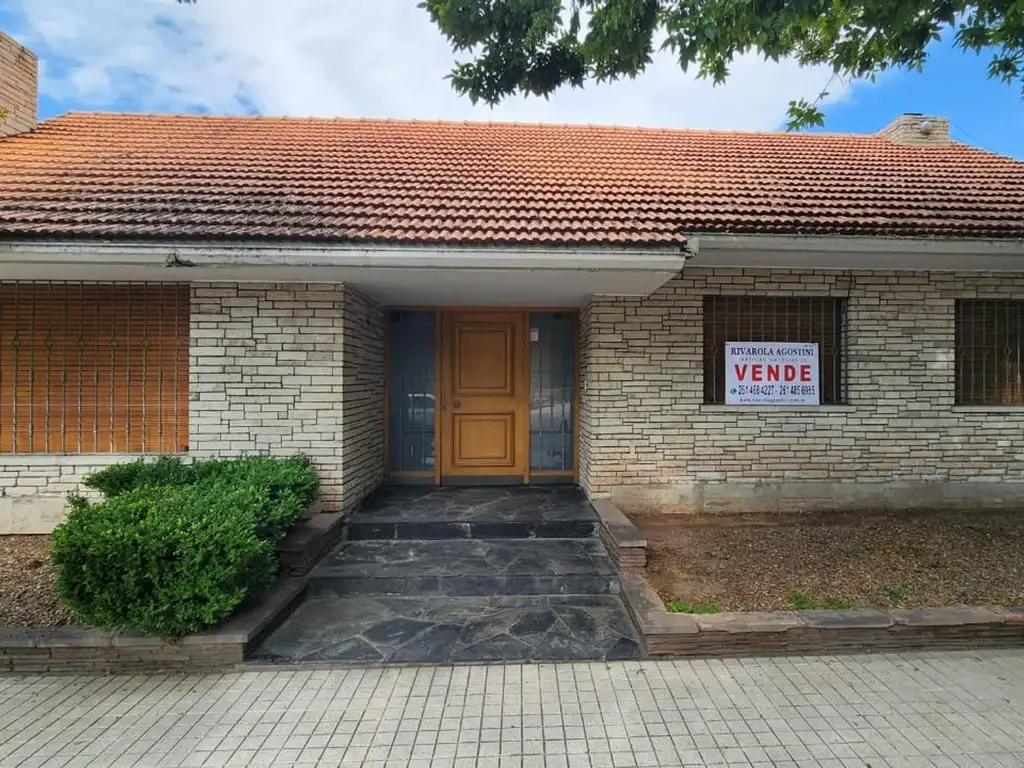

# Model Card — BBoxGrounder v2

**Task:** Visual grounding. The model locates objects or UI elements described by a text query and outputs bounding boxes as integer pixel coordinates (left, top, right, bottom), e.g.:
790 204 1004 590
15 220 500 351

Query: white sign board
724 342 819 405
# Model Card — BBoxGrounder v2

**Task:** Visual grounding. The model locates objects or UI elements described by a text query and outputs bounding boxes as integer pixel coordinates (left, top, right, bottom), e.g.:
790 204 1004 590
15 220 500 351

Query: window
703 296 846 404
529 312 575 473
955 300 1023 406
387 310 436 473
0 282 190 453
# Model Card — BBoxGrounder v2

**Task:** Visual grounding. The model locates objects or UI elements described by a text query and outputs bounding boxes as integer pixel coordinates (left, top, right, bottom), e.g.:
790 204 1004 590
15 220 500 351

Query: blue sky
816 39 1024 158
3 1 1022 159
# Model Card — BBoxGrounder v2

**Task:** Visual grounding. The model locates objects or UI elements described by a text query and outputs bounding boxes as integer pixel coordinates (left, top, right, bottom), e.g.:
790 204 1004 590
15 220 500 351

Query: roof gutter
0 240 688 273
690 234 1024 256
687 234 1024 271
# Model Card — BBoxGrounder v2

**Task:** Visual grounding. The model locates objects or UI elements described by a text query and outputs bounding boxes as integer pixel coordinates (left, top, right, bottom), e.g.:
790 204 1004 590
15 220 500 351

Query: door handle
452 399 461 409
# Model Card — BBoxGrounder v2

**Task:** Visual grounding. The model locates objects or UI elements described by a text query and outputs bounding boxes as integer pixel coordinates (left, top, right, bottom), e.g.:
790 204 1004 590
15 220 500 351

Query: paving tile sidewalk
1 651 1023 767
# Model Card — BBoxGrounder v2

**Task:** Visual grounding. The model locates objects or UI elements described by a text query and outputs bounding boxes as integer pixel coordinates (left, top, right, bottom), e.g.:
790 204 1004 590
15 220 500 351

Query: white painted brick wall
580 267 1024 512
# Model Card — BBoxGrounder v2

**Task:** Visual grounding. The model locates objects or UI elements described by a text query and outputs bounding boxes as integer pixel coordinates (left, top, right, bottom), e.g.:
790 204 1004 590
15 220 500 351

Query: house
3 31 1024 534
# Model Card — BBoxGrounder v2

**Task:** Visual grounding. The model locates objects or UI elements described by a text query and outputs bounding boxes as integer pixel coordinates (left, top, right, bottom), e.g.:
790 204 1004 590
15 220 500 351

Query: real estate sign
724 342 820 405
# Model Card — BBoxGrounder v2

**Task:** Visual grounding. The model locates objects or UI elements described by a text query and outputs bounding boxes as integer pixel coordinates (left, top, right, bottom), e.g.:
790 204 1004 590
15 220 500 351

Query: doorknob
453 399 461 409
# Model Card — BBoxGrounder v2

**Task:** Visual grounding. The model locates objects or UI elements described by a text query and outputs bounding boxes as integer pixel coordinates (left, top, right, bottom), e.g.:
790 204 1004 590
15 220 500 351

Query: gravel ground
630 509 1024 612
0 536 75 628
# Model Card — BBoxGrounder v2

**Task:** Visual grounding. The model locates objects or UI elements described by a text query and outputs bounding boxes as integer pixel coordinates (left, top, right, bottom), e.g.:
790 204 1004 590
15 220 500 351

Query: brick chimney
878 113 950 146
0 31 38 138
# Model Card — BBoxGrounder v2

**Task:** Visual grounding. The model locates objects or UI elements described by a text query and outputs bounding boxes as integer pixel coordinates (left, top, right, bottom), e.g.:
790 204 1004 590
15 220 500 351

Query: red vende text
734 364 813 383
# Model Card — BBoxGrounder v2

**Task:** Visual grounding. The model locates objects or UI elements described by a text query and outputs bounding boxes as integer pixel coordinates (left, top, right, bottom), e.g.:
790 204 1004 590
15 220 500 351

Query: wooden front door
440 311 528 481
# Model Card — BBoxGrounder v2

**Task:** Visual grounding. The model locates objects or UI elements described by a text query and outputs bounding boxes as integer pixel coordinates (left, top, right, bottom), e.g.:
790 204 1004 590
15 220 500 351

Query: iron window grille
955 300 1024 406
0 282 190 454
703 295 847 405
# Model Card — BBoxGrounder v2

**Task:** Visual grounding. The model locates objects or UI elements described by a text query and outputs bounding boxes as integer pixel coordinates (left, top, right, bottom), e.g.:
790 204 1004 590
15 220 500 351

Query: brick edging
591 499 647 573
620 570 1024 658
0 578 306 674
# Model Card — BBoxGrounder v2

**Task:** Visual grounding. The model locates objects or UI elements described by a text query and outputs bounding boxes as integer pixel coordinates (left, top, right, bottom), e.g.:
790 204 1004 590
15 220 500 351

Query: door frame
384 306 579 485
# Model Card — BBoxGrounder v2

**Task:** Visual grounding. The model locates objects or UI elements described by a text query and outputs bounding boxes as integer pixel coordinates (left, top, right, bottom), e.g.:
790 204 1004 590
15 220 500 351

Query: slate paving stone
253 595 642 664
358 486 597 523
253 485 643 664
510 609 557 636
320 538 614 576
347 486 598 540
310 538 618 597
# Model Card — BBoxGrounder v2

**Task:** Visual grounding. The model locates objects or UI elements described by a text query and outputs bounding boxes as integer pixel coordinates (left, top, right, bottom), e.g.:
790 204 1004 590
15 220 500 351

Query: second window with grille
955 300 1024 406
703 296 847 405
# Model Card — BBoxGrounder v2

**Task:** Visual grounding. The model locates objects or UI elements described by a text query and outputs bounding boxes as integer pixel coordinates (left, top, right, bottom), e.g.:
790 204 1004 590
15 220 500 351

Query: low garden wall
0 579 305 673
595 498 1024 658
1 455 320 673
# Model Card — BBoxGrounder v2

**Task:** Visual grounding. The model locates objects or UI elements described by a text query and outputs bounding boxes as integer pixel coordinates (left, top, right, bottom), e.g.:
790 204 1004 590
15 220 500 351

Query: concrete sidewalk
1 651 1023 767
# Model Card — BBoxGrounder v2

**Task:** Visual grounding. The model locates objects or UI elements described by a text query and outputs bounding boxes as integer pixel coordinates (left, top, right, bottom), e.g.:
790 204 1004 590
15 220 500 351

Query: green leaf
413 0 1024 128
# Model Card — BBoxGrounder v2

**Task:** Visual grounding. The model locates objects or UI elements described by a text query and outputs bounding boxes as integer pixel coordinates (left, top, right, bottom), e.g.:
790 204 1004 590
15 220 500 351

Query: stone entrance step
309 538 619 598
251 486 645 665
252 594 641 664
348 486 598 540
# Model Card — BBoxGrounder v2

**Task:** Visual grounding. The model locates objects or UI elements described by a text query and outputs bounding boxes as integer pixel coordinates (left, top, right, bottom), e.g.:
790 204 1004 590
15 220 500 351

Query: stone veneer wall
580 267 1024 513
339 287 388 511
0 31 37 138
1 281 384 532
190 282 385 512
0 455 138 534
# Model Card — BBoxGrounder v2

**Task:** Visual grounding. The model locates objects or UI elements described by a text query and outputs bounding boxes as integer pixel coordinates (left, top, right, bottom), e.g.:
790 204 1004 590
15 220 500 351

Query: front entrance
440 311 528 481
387 309 576 484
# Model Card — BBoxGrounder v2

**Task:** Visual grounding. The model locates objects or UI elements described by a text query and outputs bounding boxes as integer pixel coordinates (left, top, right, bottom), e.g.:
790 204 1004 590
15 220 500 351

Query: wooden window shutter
0 282 189 453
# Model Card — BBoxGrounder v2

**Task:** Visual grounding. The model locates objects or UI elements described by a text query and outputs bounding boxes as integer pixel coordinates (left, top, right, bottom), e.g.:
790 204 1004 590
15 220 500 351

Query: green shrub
52 484 277 637
82 455 316 540
193 456 317 539
84 456 195 497
54 454 319 637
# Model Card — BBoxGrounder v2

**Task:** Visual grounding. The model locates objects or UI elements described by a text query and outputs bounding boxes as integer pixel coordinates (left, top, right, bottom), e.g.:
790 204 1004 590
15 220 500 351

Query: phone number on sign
736 385 817 396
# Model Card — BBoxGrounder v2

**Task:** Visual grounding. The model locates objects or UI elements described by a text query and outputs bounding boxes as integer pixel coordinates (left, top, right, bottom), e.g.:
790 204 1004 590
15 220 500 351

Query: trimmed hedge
52 455 317 637
84 455 318 540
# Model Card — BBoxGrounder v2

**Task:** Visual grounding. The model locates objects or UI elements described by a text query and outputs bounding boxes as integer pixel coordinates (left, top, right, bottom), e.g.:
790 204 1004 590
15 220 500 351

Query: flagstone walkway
2 650 1024 767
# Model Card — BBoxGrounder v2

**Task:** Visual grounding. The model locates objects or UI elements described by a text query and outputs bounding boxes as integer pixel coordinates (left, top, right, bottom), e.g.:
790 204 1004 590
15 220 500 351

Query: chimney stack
0 30 38 138
878 113 950 147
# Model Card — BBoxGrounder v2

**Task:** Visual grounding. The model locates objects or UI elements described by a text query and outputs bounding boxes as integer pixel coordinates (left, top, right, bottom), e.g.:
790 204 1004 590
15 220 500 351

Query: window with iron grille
955 300 1024 406
703 296 847 405
0 282 190 454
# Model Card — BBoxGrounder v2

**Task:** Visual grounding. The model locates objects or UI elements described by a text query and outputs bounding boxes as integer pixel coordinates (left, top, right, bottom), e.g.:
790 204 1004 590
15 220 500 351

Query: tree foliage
420 0 1024 128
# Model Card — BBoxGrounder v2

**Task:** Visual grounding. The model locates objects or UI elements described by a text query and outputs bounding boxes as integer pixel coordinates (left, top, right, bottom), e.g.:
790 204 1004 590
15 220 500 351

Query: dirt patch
0 536 75 628
630 509 1024 612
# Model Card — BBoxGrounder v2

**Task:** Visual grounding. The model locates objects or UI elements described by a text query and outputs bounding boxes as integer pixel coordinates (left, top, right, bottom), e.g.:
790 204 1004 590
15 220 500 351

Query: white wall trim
0 453 174 467
0 240 687 273
689 234 1024 271
691 234 1024 256
3 235 1022 274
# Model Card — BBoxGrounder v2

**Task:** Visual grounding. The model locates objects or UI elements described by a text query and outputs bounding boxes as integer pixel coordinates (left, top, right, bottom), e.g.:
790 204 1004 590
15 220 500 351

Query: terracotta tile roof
1 112 1023 246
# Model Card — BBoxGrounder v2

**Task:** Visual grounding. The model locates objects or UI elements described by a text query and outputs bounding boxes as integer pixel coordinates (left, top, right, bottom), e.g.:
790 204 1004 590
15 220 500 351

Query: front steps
254 487 641 664
347 485 599 540
309 538 620 598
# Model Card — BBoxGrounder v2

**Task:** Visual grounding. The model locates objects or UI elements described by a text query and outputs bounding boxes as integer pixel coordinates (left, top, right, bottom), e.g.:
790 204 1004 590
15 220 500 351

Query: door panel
441 312 527 479
452 413 516 467
453 325 515 396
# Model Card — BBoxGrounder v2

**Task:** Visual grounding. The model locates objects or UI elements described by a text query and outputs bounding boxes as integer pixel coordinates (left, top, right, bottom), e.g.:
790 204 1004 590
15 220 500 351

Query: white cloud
7 0 851 130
